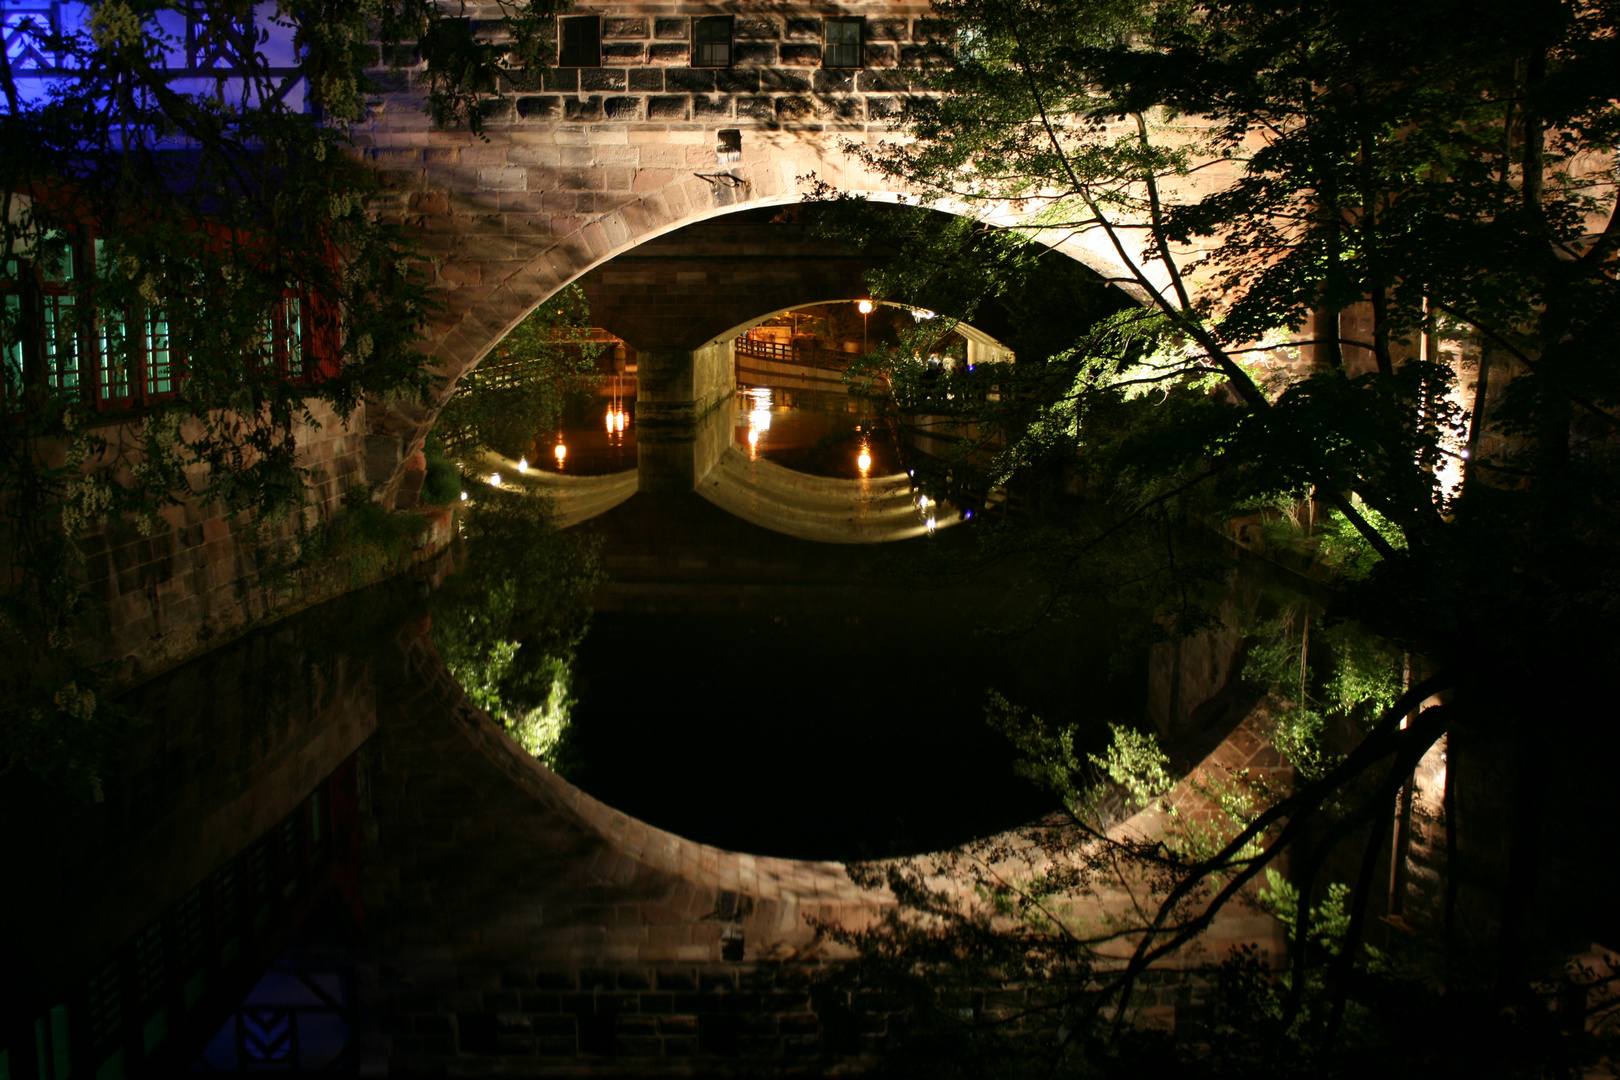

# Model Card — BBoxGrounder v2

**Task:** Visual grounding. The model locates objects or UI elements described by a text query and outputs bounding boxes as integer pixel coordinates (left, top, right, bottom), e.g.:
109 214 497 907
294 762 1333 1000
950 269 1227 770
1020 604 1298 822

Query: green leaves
435 284 605 459
427 486 602 774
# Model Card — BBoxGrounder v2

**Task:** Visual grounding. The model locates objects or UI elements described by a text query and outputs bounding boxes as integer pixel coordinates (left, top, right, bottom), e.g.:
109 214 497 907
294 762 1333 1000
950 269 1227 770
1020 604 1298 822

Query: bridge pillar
635 341 735 493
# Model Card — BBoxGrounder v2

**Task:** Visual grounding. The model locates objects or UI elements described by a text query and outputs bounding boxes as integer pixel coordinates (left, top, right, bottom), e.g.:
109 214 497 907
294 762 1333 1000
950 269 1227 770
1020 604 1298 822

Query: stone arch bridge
353 0 1225 505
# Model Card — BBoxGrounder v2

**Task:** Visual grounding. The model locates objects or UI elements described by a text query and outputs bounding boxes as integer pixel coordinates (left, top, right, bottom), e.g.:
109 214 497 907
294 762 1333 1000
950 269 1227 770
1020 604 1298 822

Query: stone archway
349 2 1213 503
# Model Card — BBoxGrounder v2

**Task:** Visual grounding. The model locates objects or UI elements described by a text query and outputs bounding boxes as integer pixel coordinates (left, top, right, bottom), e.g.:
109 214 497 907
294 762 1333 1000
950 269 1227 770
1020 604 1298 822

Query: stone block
778 43 821 66
760 68 811 92
475 165 527 190
564 96 605 122
734 17 781 39
500 66 545 92
581 68 627 91
865 94 901 119
714 69 760 93
478 98 514 124
785 16 823 39
774 96 814 122
732 42 777 66
647 96 691 120
649 42 690 65
603 42 645 64
666 67 716 92
902 43 952 66
857 69 910 92
542 68 578 92
364 434 403 484
863 42 899 67
693 95 733 119
653 17 688 39
914 18 954 41
813 69 854 93
735 96 774 122
516 95 560 120
604 96 643 120
604 17 648 38
628 67 664 91
819 96 863 121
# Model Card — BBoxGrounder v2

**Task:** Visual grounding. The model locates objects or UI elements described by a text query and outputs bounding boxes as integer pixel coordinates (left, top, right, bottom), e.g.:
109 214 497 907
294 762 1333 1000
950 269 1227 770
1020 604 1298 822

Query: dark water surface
565 595 1144 862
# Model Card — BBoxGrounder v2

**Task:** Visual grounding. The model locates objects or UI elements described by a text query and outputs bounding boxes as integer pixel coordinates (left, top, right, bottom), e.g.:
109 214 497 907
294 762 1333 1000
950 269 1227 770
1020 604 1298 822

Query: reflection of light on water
857 443 872 474
746 387 773 433
744 387 773 460
605 408 629 433
553 442 567 468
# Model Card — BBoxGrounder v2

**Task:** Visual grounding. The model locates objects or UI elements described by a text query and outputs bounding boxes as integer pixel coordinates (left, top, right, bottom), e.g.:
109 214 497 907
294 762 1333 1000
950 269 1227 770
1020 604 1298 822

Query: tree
0 1 564 789
809 0 1620 1068
432 283 607 460
428 486 602 772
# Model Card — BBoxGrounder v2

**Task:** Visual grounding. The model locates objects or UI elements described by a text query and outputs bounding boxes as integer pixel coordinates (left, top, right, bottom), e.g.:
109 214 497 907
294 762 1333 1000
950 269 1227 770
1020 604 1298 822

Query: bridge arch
353 0 1192 505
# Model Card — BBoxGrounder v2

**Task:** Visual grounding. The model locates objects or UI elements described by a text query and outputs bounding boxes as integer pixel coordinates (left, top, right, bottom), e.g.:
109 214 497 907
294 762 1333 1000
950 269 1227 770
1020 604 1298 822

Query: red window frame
0 203 341 414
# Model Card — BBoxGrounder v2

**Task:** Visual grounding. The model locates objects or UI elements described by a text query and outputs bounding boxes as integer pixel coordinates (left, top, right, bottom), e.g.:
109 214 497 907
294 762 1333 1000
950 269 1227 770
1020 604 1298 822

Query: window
39 239 81 401
824 17 863 68
558 15 601 68
0 227 329 412
692 16 733 68
260 294 305 380
2 258 23 404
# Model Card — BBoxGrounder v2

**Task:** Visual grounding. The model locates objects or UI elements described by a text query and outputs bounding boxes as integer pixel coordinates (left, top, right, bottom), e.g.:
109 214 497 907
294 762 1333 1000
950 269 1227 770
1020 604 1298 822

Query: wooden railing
734 332 855 372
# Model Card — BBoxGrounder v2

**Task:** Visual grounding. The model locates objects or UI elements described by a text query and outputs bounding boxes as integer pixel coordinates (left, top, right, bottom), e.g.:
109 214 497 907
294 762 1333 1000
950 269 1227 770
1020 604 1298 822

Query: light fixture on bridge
517 456 529 473
490 472 502 486
857 300 874 315
460 490 468 501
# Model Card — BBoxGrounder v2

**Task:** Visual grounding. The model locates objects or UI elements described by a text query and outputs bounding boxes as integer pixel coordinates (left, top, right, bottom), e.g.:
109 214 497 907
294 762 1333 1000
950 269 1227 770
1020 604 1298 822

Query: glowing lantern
517 457 529 473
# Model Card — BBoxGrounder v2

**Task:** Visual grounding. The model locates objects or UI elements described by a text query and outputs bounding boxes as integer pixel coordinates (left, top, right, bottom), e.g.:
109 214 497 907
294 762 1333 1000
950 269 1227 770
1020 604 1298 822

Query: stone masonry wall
73 399 455 688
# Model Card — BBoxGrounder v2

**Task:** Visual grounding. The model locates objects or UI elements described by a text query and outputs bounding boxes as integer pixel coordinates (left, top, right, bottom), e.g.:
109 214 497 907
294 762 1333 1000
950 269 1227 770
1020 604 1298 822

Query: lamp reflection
857 443 872 475
553 442 567 468
744 387 772 460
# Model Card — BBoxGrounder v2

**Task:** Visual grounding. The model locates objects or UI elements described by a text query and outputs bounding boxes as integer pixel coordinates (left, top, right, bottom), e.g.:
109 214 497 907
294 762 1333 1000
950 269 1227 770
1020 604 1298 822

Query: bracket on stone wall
694 172 748 189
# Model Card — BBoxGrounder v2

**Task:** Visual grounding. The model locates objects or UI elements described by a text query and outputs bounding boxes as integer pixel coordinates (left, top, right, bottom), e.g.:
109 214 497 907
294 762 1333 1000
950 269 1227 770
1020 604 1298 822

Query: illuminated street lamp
858 299 873 354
